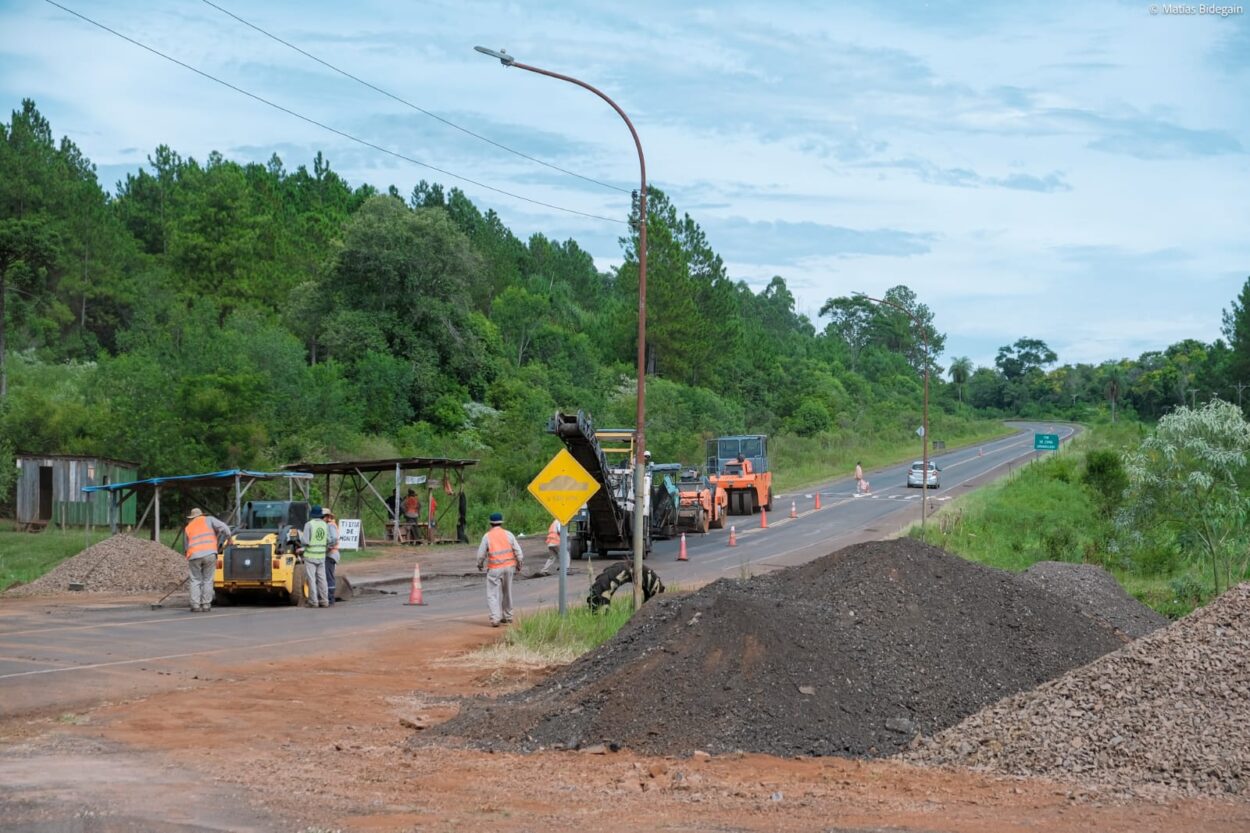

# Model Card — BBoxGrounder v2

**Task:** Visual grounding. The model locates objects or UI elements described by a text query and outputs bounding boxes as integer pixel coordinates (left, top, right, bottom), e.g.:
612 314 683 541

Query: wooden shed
14 454 139 531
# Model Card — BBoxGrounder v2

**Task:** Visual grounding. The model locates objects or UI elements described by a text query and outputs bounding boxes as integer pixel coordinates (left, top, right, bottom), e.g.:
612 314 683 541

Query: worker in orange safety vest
475 512 523 627
183 507 230 613
538 518 565 577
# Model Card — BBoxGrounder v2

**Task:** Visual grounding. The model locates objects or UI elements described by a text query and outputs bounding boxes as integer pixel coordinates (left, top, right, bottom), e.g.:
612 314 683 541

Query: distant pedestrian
299 505 333 608
476 512 523 627
855 462 870 495
183 508 229 613
540 518 563 577
323 510 341 606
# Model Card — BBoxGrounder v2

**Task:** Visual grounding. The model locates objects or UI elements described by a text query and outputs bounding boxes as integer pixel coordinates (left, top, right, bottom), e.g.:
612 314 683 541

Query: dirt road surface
4 424 1247 831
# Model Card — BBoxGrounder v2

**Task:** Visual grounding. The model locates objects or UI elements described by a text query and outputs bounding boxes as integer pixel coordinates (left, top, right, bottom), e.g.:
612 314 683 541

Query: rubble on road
1016 561 1167 638
905 583 1250 799
6 534 186 596
420 539 1128 758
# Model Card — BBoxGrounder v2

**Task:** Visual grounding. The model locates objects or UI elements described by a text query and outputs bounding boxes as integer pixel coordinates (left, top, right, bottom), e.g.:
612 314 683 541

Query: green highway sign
1034 433 1060 451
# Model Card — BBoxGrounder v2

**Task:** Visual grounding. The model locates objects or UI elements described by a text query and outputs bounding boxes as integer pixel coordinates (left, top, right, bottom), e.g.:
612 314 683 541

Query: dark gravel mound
907 583 1250 799
422 539 1128 759
1016 561 1167 638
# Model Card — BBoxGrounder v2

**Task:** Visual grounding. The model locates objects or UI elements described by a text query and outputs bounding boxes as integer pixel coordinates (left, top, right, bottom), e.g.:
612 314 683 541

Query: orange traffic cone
789 501 797 519
979 447 984 457
728 525 737 546
404 563 426 606
760 508 768 529
678 533 688 561
814 492 822 510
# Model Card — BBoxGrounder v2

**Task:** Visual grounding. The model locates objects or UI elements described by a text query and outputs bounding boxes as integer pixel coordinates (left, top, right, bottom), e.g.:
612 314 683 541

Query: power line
200 0 630 195
42 0 627 225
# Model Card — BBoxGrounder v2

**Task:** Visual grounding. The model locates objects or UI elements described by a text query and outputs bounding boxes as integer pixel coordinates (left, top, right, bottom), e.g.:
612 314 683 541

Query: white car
906 461 941 489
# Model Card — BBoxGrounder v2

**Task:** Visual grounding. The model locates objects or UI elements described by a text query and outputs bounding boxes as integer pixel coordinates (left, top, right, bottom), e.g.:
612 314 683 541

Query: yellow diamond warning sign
527 448 601 525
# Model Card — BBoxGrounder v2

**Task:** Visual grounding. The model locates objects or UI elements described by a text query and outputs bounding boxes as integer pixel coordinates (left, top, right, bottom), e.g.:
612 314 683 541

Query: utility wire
42 0 626 225
200 0 629 195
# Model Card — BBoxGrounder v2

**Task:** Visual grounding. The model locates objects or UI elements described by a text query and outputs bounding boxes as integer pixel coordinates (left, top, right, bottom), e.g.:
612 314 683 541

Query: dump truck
548 411 652 559
706 434 773 515
214 500 311 605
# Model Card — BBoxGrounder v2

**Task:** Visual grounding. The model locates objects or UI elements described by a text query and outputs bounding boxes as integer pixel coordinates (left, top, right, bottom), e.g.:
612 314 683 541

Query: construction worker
539 518 563 577
183 508 229 613
476 512 523 627
323 509 340 606
299 505 335 607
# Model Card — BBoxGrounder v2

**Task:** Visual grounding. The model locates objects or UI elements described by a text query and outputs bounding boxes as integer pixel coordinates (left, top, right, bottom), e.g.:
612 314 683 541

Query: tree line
1 98 1247 528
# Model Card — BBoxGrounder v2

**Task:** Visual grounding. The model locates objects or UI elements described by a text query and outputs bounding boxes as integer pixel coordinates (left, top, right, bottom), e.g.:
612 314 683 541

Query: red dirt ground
6 620 1247 832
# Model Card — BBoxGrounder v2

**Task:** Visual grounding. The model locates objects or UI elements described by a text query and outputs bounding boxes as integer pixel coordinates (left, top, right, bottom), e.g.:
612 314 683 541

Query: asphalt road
0 421 1074 718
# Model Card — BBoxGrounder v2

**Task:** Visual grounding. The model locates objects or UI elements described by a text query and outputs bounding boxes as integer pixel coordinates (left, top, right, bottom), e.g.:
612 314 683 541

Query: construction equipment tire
586 562 665 613
289 564 307 606
697 506 709 533
569 537 586 561
764 488 774 512
214 591 235 607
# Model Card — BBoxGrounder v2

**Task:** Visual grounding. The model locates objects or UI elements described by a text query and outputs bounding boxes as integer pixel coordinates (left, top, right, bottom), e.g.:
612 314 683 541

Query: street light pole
856 293 930 531
1234 381 1247 409
1188 387 1198 409
475 47 649 609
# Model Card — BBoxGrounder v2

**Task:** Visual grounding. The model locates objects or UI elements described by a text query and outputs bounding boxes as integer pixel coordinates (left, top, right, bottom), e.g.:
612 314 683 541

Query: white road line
0 614 476 680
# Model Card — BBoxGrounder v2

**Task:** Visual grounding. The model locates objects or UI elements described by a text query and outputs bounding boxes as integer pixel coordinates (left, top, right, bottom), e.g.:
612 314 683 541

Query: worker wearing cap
323 510 341 605
476 512 523 627
183 508 230 613
299 505 335 608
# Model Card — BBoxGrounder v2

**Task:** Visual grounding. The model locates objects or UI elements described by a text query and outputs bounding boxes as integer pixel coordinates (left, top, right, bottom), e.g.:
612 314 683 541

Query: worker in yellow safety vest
475 512 524 627
538 518 564 577
184 508 230 613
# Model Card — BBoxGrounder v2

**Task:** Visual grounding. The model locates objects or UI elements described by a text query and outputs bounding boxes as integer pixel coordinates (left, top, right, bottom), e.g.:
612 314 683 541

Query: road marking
0 608 276 638
0 613 476 681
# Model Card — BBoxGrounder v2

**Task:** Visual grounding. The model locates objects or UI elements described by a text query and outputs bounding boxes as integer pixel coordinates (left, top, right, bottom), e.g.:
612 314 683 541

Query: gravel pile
422 539 1128 758
6 534 187 596
1016 561 1168 638
905 583 1250 799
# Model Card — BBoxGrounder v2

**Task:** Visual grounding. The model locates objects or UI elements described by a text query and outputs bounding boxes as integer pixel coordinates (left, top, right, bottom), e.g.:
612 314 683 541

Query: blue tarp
81 468 313 494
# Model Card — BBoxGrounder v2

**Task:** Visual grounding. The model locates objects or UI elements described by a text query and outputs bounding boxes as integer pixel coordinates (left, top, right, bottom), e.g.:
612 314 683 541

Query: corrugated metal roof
282 457 478 474
81 469 313 493
16 452 140 468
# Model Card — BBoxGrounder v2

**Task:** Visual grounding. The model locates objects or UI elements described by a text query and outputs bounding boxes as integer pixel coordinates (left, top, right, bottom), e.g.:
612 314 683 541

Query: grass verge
912 420 1207 618
0 521 114 591
458 596 636 667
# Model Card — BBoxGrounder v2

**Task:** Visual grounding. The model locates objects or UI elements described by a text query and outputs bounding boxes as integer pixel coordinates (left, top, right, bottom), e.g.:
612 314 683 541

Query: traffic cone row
728 525 737 546
814 492 822 510
678 532 688 561
404 563 426 606
789 501 797 519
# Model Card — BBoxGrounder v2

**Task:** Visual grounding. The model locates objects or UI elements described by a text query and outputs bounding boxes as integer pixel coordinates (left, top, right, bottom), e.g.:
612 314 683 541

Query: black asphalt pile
906 583 1250 799
422 538 1128 758
1016 561 1168 639
6 534 186 596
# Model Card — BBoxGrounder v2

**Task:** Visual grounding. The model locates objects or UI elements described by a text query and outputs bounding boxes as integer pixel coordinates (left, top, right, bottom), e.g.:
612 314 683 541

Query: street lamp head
474 46 515 66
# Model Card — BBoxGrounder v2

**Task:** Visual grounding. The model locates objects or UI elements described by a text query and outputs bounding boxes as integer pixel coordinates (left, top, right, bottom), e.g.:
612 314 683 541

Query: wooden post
153 486 161 543
393 463 401 544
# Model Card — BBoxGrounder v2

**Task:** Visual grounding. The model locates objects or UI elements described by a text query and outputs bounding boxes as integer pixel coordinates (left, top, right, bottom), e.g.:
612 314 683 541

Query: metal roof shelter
281 457 477 544
82 469 314 543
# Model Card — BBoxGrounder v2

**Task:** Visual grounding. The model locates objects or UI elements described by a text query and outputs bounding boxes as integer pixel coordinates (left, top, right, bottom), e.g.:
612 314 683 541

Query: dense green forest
2 99 1249 532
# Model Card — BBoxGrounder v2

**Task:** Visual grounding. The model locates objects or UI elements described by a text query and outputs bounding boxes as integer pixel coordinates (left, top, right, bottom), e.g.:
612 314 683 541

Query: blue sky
2 0 1247 369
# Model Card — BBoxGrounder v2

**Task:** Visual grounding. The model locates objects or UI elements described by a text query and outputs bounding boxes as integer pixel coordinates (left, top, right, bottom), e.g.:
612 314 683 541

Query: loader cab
706 435 768 476
241 500 309 532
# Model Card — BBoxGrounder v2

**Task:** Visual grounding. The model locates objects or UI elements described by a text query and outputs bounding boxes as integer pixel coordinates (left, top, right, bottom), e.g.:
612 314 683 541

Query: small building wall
15 455 138 528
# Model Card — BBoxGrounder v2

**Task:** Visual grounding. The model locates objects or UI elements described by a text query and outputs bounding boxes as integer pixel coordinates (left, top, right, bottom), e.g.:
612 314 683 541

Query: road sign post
1034 433 1060 451
528 449 601 617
